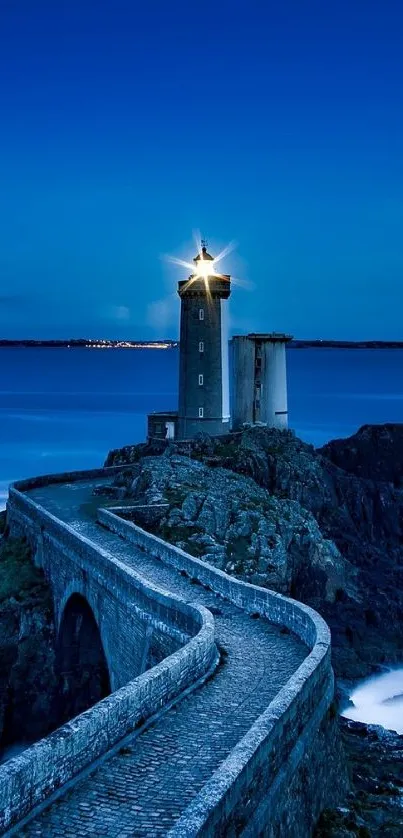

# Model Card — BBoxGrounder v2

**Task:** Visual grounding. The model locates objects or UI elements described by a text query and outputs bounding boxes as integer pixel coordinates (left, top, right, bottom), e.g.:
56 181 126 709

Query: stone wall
99 508 341 837
0 483 217 834
98 508 328 648
10 464 130 493
0 468 342 836
7 490 197 688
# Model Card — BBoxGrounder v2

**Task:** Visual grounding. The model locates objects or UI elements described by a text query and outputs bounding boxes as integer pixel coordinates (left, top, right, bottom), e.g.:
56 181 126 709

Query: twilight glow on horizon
1 1 403 340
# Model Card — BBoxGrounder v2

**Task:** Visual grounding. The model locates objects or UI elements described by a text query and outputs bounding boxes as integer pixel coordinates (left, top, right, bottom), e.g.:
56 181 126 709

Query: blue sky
1 0 402 339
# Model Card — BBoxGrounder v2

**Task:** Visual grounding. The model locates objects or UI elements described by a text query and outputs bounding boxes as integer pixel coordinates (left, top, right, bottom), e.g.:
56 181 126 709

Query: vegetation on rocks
0 537 46 603
0 535 59 754
119 452 352 605
106 424 403 681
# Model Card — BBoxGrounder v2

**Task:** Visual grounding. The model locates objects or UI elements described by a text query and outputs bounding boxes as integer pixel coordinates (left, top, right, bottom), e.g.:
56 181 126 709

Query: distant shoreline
0 339 403 350
289 340 403 349
0 338 403 349
0 340 179 349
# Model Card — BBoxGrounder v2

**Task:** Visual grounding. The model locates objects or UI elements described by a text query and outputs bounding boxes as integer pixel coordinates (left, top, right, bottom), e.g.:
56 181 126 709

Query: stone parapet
0 467 339 837
11 464 131 493
97 508 329 649
98 507 334 836
0 485 217 834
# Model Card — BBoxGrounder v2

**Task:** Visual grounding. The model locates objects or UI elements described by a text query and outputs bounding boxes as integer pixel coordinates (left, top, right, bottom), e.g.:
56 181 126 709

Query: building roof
193 245 214 263
231 332 293 343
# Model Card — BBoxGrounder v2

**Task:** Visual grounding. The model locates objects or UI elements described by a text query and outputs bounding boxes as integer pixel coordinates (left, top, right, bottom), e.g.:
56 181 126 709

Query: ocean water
1 346 403 510
342 668 403 734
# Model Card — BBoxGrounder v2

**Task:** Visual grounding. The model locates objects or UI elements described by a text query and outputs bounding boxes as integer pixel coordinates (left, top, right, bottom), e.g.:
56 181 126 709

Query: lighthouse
147 238 294 442
177 243 231 439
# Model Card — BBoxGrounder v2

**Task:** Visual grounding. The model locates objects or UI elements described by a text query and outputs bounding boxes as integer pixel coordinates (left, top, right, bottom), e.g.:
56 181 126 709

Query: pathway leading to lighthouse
17 479 307 837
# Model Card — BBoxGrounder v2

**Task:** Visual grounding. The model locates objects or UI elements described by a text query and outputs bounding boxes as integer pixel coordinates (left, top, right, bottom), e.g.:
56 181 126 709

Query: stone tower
231 333 292 430
177 244 231 439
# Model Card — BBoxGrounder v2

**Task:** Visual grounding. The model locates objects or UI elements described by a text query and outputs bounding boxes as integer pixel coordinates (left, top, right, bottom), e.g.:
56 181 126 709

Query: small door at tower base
147 412 178 441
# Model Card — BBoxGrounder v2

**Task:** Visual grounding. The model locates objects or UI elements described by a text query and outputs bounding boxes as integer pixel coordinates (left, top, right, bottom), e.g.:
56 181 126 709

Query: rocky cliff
0 531 59 757
105 424 403 681
320 423 403 485
317 718 403 837
105 425 403 834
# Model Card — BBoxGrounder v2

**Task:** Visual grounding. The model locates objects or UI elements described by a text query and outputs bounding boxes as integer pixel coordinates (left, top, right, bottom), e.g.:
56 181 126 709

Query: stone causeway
0 466 335 836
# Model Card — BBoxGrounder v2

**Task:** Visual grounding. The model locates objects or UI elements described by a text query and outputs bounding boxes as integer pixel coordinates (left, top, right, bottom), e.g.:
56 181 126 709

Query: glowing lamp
196 257 215 278
194 244 215 279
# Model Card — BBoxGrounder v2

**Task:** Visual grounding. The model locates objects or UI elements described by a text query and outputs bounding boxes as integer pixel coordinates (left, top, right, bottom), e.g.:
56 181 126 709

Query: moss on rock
0 537 48 604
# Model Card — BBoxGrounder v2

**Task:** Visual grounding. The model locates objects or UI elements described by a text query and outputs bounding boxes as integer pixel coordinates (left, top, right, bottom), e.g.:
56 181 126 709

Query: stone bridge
0 466 341 836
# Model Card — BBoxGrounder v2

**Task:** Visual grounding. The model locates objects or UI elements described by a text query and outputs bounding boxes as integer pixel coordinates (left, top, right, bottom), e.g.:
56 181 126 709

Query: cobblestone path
19 480 307 837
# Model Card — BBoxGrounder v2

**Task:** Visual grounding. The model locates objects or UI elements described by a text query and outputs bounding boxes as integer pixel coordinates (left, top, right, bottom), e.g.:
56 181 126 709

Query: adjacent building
231 333 292 430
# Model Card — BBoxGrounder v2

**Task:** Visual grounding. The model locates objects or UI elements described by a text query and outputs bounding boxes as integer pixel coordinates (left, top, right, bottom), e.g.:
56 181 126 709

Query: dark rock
115 452 352 599
0 511 6 536
320 424 403 486
0 537 59 754
0 536 109 758
92 484 126 499
106 424 403 681
317 717 403 836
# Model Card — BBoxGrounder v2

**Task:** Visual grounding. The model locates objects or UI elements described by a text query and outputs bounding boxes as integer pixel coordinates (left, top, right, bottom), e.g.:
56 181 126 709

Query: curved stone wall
98 507 329 649
1 483 217 834
99 507 334 836
10 464 130 492
1 468 338 836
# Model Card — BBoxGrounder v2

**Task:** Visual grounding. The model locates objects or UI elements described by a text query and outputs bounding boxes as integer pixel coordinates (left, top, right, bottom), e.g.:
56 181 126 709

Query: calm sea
1 347 403 510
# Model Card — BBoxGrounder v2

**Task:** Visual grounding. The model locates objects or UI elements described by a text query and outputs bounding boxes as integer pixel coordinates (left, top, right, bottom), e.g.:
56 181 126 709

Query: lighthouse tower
177 243 231 439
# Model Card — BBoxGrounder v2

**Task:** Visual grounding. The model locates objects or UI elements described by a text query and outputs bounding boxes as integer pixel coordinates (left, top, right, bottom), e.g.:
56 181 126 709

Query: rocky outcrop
116 453 353 603
317 717 403 837
320 423 403 486
104 425 403 833
105 425 403 681
0 536 59 757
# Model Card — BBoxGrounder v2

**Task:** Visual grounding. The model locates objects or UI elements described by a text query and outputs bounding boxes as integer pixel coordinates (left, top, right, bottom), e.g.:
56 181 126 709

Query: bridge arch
56 593 111 724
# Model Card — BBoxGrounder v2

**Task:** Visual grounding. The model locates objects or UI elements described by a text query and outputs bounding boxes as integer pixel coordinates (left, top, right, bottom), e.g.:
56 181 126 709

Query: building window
199 308 204 320
199 407 204 418
199 374 204 386
199 341 204 353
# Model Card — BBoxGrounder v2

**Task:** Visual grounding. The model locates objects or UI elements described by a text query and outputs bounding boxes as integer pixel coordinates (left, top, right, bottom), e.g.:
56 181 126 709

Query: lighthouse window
199 308 204 320
199 341 204 353
199 374 204 386
199 407 204 418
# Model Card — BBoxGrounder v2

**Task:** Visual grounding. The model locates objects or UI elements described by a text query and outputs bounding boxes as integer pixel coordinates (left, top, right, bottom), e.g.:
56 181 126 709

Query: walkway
17 479 307 837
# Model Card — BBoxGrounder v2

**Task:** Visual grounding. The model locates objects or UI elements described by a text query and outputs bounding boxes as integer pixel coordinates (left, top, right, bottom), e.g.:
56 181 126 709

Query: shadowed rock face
320 423 403 486
106 424 403 680
316 718 403 838
0 537 111 756
0 537 59 753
